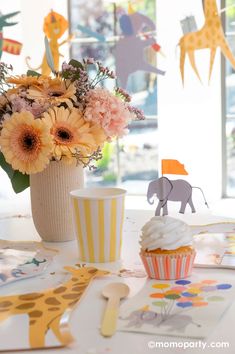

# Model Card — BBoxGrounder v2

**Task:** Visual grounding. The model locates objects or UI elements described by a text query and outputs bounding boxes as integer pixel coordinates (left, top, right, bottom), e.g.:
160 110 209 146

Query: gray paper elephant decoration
147 177 209 216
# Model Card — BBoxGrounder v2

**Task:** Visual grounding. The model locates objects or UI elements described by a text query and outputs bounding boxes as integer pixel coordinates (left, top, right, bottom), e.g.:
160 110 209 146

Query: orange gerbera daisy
27 78 76 108
0 111 53 174
6 75 41 87
43 106 106 162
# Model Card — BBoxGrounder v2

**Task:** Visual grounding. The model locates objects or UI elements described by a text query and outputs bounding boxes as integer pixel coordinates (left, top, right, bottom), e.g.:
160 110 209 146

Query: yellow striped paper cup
70 188 126 263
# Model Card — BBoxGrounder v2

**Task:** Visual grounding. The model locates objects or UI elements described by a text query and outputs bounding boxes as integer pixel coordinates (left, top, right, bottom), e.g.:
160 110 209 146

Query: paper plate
0 240 58 287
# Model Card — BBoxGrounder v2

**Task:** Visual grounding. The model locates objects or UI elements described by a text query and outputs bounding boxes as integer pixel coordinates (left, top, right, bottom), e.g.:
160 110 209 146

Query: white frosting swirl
140 216 193 251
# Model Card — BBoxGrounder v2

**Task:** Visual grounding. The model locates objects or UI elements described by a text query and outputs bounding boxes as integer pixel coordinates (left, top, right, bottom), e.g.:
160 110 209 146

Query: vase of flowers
0 60 144 242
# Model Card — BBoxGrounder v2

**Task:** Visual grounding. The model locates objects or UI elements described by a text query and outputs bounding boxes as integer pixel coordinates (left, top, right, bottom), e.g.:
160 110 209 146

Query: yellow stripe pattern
119 197 125 258
83 200 95 262
110 199 117 261
73 199 85 260
72 197 125 262
98 200 105 262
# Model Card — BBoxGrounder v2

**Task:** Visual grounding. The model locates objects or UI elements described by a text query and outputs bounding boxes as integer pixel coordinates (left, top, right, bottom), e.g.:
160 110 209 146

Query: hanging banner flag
0 11 22 59
162 159 188 175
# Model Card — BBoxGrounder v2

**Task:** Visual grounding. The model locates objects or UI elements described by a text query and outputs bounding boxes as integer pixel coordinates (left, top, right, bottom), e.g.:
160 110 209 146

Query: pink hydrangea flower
84 88 132 138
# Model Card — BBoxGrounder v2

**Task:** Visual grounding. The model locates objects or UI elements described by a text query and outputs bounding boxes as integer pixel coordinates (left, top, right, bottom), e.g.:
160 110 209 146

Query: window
224 0 235 196
69 0 158 194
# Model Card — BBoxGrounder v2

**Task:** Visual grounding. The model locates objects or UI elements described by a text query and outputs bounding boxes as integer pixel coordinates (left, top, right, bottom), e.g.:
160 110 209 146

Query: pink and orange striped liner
140 249 196 280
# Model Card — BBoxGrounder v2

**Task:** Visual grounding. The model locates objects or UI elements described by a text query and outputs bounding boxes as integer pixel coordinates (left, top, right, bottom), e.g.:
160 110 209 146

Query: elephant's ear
119 14 134 36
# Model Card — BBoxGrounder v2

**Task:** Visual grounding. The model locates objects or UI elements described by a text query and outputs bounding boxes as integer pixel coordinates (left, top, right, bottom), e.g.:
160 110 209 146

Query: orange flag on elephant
162 159 188 175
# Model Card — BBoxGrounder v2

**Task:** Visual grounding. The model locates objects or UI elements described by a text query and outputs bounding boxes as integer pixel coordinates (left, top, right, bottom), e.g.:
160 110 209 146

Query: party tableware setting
1 3 235 354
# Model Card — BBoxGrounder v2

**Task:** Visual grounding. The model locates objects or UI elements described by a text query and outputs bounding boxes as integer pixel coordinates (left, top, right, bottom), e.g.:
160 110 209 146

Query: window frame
221 0 227 197
67 0 159 195
221 0 235 197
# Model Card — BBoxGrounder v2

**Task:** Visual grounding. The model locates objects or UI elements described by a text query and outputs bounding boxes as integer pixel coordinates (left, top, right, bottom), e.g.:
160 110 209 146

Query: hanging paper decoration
77 24 106 42
179 0 235 84
0 11 22 59
26 10 72 75
114 4 165 88
180 16 197 35
0 265 109 351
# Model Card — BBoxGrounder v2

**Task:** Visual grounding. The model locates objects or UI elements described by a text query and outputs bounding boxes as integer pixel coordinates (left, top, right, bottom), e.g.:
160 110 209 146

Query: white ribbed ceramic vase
30 161 84 242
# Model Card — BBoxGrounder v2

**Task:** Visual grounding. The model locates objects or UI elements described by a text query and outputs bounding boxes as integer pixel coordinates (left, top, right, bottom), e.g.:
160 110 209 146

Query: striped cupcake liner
140 249 196 280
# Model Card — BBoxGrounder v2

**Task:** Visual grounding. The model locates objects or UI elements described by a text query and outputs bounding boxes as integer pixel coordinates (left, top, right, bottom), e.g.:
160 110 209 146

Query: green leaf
11 171 30 194
27 70 41 77
68 59 84 69
0 152 14 179
0 152 30 193
61 71 70 79
44 36 55 72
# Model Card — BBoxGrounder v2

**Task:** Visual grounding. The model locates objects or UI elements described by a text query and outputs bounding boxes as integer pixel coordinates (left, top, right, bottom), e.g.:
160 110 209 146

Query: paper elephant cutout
121 308 200 331
147 176 208 216
114 11 165 88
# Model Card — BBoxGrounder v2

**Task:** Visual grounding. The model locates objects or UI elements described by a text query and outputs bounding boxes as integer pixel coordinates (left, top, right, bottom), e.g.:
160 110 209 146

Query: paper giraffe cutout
0 11 22 59
147 177 208 216
114 6 165 89
0 265 109 350
179 0 235 84
26 10 72 75
162 159 188 175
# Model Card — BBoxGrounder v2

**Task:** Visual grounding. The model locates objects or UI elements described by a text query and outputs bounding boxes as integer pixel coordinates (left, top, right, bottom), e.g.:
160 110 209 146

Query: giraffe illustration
179 0 235 84
0 265 109 349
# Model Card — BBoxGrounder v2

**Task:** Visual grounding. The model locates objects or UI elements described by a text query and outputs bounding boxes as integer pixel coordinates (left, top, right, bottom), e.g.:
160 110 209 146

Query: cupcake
140 216 195 280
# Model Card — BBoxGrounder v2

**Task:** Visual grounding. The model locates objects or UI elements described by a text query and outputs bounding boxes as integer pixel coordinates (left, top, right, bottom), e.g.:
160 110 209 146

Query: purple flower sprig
61 60 90 103
0 62 13 94
83 58 116 88
128 106 145 120
115 87 131 102
61 60 88 83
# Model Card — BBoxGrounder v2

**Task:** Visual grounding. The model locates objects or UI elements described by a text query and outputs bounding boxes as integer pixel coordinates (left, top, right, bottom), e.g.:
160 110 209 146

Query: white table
1 210 235 354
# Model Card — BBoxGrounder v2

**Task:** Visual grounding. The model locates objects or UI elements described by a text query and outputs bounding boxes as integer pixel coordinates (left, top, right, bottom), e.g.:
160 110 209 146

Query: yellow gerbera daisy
0 111 53 174
27 78 76 108
43 106 106 162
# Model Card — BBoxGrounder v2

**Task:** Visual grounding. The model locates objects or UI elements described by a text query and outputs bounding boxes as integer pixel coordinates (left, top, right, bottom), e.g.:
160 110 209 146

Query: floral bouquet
0 59 144 193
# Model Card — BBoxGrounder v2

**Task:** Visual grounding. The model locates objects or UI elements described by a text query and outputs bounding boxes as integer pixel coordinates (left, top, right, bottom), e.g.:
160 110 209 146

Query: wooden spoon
101 282 130 337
